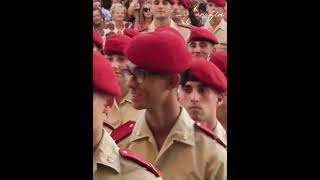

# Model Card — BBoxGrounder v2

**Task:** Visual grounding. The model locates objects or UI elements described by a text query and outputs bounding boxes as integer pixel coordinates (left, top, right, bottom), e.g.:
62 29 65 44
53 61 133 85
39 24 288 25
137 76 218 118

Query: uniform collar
148 19 179 31
204 18 227 33
129 107 195 147
215 19 227 32
93 129 121 174
213 120 227 144
112 91 133 110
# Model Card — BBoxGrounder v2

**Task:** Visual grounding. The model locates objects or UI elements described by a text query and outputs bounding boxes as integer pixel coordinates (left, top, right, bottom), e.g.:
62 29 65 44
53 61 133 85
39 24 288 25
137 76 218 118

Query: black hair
188 9 201 26
180 68 191 86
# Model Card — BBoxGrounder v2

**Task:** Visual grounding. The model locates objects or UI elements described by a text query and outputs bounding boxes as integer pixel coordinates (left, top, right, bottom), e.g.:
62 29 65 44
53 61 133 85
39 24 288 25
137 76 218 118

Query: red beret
210 51 227 74
155 25 185 43
189 59 226 93
207 0 226 7
93 31 103 48
168 0 176 5
179 0 192 9
104 34 132 55
123 28 140 38
188 26 219 45
93 51 121 96
125 29 192 73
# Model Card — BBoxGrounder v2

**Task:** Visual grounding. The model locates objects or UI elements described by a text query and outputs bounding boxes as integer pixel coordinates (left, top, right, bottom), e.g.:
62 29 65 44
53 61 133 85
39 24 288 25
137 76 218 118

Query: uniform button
136 130 141 136
183 133 188 140
107 155 114 163
129 123 134 128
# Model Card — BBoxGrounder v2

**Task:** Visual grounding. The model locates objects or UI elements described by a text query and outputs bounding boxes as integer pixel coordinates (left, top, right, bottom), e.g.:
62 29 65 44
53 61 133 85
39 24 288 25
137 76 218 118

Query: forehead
185 81 204 87
108 54 125 58
152 0 171 4
93 1 101 5
189 41 211 46
113 8 125 12
93 10 101 15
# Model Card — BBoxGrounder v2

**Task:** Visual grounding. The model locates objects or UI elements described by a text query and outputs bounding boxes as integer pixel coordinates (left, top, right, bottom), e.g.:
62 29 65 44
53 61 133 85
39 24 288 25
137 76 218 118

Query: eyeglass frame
123 67 172 84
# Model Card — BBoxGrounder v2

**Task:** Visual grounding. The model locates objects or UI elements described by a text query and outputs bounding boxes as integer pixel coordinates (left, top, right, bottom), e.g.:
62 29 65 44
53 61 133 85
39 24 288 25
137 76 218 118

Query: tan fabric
214 120 227 145
143 19 191 43
93 130 163 180
117 107 227 180
105 92 144 129
204 19 227 51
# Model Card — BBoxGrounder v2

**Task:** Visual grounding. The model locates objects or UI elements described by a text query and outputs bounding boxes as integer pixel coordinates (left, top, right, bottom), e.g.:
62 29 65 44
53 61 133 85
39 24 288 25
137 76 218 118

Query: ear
167 74 181 90
177 86 182 101
211 46 217 53
217 93 224 107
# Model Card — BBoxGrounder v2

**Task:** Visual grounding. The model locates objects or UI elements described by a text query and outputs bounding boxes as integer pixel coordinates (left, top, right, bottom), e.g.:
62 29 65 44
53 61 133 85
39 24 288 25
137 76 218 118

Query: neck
94 23 102 29
209 17 221 29
154 18 171 28
145 94 181 137
172 17 182 24
209 116 218 131
145 17 153 24
93 129 103 153
115 84 129 104
114 21 123 29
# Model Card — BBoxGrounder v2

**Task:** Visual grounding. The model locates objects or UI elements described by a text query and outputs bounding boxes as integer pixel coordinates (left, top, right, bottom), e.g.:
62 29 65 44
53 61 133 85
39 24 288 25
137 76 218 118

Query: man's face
207 3 224 20
105 54 129 85
179 4 189 18
93 92 112 137
126 62 171 110
93 1 102 10
151 0 172 20
178 81 222 123
188 41 215 59
171 2 182 20
93 9 102 25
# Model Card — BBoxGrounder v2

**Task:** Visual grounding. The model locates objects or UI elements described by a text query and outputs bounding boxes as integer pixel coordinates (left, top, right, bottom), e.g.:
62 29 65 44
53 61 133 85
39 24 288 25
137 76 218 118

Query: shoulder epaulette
110 120 135 143
195 121 227 149
119 148 161 177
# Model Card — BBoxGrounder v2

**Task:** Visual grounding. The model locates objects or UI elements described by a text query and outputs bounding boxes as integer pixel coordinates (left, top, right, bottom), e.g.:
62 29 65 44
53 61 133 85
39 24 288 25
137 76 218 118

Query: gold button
136 130 141 136
183 134 188 140
107 155 114 163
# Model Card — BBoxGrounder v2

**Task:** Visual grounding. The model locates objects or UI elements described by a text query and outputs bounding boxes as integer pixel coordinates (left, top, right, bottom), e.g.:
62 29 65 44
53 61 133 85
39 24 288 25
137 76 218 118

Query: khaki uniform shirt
117 107 227 180
143 19 191 43
105 92 144 129
93 129 163 180
204 19 227 51
214 120 227 145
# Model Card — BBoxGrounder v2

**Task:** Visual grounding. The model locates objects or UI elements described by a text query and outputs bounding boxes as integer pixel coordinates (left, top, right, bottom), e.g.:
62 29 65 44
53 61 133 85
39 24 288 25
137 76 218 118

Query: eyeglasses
143 8 151 12
123 68 170 84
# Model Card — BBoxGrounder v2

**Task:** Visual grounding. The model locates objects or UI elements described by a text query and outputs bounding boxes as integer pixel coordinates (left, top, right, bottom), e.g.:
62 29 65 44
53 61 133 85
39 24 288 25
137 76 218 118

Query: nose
190 90 200 103
111 60 119 70
158 2 165 8
193 44 201 53
127 75 138 89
